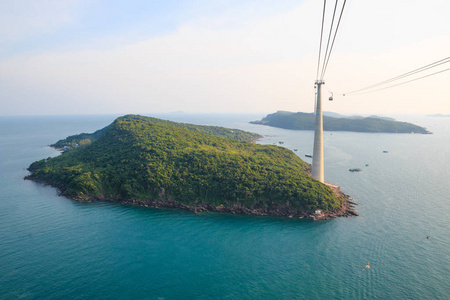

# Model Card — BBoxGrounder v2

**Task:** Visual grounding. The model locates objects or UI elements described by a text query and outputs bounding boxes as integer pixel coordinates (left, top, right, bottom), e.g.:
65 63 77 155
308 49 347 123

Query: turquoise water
1 114 449 299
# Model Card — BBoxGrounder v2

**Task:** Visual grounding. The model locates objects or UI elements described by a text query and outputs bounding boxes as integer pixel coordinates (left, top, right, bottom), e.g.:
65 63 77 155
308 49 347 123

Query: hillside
52 114 260 150
26 115 356 219
251 111 431 134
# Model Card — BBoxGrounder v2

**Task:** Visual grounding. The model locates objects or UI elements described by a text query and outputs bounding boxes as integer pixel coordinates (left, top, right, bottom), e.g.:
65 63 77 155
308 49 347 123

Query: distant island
251 111 431 134
25 115 356 220
429 114 450 117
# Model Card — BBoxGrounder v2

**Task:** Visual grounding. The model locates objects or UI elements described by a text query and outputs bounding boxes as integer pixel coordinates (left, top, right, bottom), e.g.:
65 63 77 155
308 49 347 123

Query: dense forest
52 115 261 149
27 115 346 217
251 111 431 133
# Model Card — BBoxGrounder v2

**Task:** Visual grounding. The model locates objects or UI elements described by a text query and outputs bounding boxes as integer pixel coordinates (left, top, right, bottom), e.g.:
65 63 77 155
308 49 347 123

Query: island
251 111 431 133
429 114 450 117
25 114 357 220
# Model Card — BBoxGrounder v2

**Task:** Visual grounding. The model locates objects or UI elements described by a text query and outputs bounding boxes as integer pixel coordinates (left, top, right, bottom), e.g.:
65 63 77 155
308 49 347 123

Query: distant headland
25 114 357 220
251 111 432 134
429 114 450 117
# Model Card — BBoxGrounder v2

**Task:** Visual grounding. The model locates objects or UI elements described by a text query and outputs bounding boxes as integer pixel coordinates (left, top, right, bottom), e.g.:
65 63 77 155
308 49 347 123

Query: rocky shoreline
25 176 357 220
116 189 358 220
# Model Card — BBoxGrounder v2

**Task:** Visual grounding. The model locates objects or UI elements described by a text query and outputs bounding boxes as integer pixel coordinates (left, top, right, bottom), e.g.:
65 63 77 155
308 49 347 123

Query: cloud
0 0 77 42
0 1 321 115
0 0 449 115
322 33 450 114
335 0 450 53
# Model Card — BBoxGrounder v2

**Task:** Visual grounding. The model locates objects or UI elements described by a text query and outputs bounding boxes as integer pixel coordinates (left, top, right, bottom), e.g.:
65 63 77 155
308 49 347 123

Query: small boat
279 141 284 144
383 150 389 153
305 154 313 158
349 168 361 172
365 164 369 166
294 149 298 151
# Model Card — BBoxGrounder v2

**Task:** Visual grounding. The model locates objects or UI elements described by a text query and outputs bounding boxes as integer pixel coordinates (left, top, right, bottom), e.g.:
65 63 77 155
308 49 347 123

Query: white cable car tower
312 80 324 182
312 0 347 182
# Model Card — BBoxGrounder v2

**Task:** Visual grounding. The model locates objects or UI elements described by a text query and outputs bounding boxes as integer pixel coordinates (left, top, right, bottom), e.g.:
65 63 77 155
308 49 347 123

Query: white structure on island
312 81 324 183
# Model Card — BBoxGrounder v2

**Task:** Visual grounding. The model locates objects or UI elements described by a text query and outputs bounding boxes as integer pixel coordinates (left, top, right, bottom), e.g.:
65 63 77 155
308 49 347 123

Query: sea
0 113 449 299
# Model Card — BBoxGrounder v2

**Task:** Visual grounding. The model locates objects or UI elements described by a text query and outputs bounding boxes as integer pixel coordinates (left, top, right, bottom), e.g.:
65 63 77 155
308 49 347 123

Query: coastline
27 131 357 221
321 182 358 220
25 175 357 220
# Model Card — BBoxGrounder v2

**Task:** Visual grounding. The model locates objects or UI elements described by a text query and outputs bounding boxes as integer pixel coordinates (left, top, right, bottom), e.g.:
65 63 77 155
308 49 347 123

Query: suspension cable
319 0 338 81
349 67 450 96
345 56 450 95
320 0 347 81
316 0 327 81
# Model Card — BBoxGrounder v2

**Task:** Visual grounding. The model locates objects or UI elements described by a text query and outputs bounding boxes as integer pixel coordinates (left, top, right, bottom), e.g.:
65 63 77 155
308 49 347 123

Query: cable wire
345 56 450 95
349 67 450 96
320 0 347 80
319 0 339 81
316 0 327 81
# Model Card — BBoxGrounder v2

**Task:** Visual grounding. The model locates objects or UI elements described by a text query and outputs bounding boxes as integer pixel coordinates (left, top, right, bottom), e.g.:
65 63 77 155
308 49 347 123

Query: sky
1 0 449 116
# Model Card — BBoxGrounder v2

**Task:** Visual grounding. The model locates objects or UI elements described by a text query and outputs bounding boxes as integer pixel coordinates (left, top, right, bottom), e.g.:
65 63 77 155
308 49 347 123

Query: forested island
251 111 431 133
26 115 356 220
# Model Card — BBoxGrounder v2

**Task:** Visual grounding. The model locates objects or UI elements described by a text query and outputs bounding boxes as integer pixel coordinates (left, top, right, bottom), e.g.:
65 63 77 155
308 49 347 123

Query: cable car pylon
312 80 325 183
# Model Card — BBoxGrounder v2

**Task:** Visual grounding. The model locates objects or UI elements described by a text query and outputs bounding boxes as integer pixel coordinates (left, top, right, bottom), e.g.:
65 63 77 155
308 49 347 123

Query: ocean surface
0 113 449 299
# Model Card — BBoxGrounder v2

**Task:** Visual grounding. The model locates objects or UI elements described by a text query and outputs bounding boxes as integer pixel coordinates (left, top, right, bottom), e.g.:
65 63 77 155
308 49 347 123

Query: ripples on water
0 114 449 299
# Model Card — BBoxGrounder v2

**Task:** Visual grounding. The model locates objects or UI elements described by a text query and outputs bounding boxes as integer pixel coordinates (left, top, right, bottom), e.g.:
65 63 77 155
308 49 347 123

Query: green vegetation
251 111 431 133
52 115 260 150
51 125 111 149
27 114 341 214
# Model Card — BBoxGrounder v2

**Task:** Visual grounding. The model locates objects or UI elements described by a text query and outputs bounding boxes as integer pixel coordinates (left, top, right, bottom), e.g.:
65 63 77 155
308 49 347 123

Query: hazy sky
1 0 449 116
